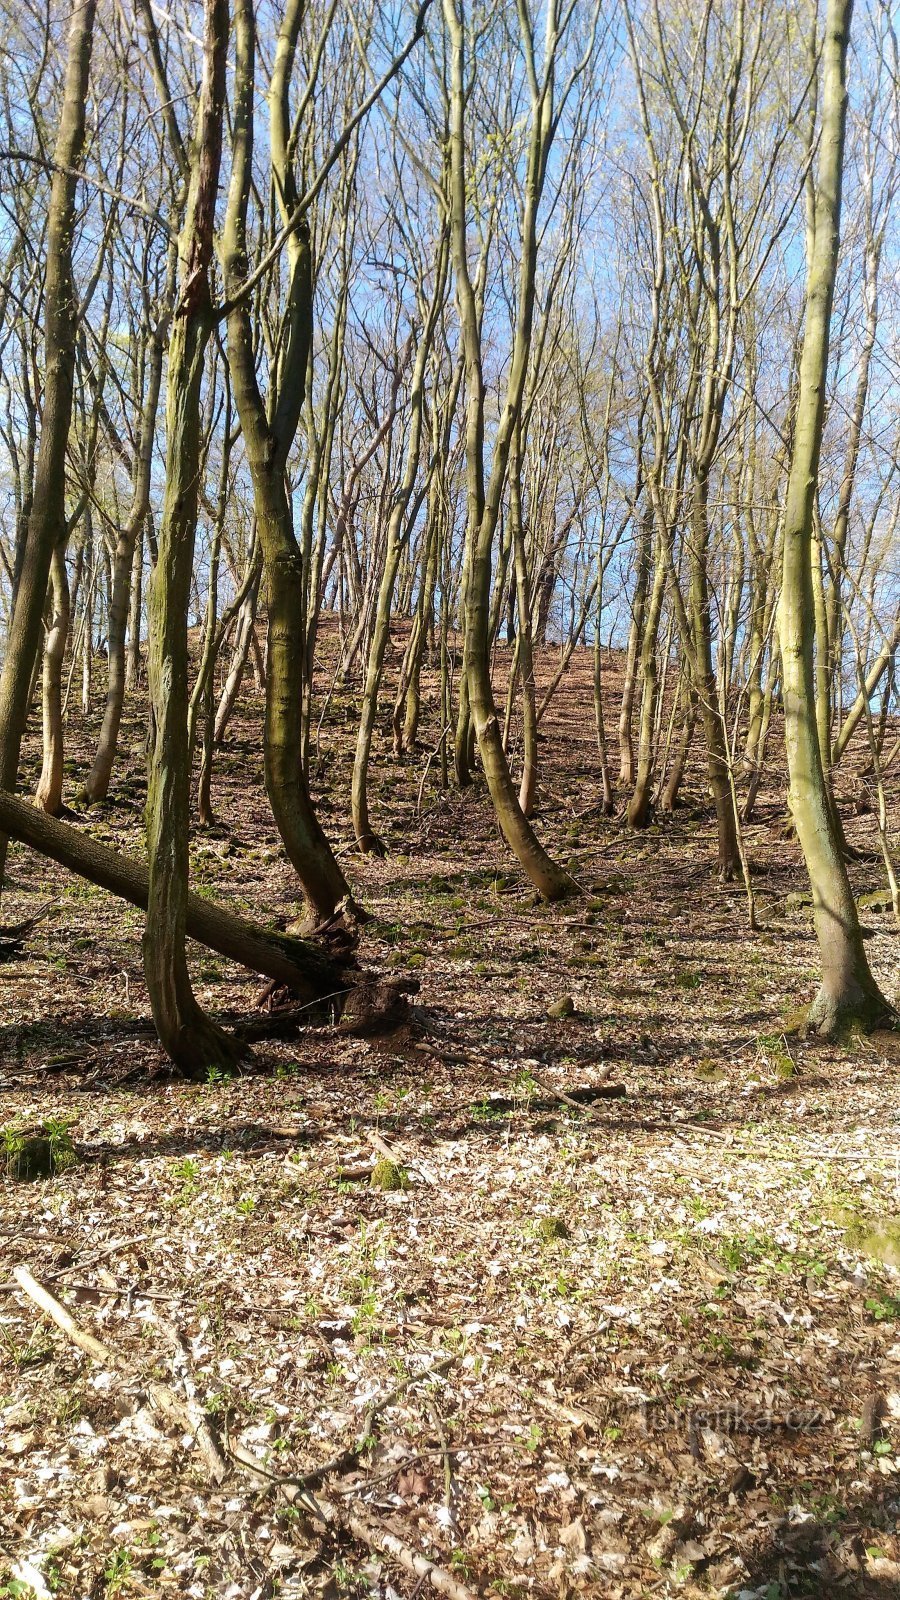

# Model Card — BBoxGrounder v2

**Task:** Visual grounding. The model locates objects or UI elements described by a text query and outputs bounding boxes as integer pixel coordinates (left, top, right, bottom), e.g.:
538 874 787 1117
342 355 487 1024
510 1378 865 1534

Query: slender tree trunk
627 541 666 828
195 529 222 829
394 492 440 755
34 543 70 815
143 0 235 1074
593 629 614 815
510 433 539 817
619 509 652 786
126 526 143 689
777 0 891 1035
812 516 832 771
80 511 93 717
214 569 260 744
689 481 740 879
353 230 448 851
743 661 779 823
453 542 474 788
0 0 97 889
659 684 696 813
222 0 352 923
832 614 900 766
83 301 168 802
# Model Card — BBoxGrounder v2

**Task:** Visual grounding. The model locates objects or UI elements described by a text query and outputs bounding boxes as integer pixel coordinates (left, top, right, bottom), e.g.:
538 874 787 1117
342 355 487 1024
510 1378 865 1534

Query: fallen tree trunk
0 788 352 1004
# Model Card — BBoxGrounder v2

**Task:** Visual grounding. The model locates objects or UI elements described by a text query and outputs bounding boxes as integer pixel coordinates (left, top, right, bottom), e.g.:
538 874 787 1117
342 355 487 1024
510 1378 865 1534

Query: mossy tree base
803 981 898 1042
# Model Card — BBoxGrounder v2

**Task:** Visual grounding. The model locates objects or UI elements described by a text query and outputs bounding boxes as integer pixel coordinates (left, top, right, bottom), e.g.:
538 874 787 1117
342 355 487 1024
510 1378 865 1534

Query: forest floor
1 640 900 1600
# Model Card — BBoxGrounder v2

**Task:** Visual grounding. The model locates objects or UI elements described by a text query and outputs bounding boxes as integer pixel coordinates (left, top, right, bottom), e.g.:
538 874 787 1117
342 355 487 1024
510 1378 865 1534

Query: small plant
756 1032 797 1080
3 1118 76 1181
513 1067 538 1102
0 1323 53 1370
719 1231 770 1272
674 969 703 991
470 1097 506 1123
695 1058 726 1081
170 1157 199 1205
103 1548 133 1594
54 1390 83 1424
333 1561 364 1595
865 1293 900 1322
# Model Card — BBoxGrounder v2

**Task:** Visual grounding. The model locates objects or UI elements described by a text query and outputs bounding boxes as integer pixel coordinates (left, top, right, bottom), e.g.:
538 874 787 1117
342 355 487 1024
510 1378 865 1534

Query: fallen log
0 788 399 1019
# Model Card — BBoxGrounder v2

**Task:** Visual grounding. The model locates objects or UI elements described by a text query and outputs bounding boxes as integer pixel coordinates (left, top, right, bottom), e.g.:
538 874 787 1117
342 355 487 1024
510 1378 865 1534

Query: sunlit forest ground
1 640 899 1599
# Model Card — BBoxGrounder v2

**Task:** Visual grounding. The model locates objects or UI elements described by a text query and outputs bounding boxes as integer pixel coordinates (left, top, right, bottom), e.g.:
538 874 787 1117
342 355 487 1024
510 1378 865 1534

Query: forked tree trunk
443 0 571 901
143 0 235 1074
778 0 892 1036
222 0 352 923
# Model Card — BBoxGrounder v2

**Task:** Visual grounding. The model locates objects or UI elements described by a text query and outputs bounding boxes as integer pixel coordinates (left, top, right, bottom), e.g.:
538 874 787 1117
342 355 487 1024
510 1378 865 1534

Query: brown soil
1 641 898 1599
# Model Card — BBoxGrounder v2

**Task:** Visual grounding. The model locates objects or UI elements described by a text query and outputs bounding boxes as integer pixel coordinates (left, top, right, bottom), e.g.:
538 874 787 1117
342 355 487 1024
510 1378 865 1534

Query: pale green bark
34 543 70 815
143 0 236 1074
222 0 352 923
0 0 97 885
777 0 892 1035
352 229 449 852
442 0 571 900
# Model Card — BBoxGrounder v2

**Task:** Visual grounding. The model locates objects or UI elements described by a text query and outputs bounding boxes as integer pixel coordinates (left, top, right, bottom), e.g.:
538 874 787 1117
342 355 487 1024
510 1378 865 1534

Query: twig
146 1308 230 1482
226 1437 477 1600
14 1264 111 1362
12 1265 229 1483
226 1355 457 1493
859 1389 886 1450
337 1500 476 1600
426 1396 454 1512
223 1355 472 1600
527 1070 625 1116
61 1233 151 1274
